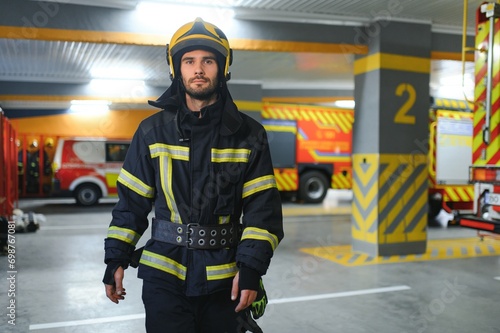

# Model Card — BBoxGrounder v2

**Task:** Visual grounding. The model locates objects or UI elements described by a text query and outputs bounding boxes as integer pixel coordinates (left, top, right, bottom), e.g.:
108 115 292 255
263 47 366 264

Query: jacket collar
148 79 243 136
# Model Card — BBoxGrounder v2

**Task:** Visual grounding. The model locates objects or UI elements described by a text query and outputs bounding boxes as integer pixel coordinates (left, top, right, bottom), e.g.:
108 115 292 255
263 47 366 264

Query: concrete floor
1 190 500 333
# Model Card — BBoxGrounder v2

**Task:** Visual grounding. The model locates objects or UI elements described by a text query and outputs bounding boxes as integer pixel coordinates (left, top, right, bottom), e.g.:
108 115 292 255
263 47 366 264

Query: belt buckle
186 223 199 249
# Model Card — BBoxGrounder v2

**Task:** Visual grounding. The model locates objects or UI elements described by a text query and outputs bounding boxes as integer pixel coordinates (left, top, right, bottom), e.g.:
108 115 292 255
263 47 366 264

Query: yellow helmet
167 17 232 81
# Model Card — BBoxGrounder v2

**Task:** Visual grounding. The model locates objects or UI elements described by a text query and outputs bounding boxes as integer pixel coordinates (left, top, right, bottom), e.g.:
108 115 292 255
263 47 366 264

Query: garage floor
2 190 499 333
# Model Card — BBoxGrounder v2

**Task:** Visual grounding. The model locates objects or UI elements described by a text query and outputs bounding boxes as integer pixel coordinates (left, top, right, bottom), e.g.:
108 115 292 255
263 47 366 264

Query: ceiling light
135 1 235 35
69 100 111 115
333 100 355 109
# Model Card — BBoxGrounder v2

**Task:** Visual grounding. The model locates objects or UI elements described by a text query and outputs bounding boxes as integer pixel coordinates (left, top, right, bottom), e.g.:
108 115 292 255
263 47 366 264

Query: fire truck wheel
74 183 101 206
299 171 328 203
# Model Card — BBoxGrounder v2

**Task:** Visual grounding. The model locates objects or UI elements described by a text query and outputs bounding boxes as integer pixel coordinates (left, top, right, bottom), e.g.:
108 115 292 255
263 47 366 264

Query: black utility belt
151 218 242 249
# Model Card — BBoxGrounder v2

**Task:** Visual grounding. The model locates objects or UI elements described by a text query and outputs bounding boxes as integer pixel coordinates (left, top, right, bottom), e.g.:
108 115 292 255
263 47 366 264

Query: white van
52 137 130 206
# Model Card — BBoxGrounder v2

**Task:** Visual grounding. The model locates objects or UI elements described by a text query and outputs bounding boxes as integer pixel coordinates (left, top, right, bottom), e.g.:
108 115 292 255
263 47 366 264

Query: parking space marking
269 285 410 304
301 237 500 266
40 225 107 230
29 313 145 330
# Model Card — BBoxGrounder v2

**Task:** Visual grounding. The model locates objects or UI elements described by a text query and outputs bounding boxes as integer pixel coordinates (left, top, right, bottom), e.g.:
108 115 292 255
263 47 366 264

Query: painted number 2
394 83 416 124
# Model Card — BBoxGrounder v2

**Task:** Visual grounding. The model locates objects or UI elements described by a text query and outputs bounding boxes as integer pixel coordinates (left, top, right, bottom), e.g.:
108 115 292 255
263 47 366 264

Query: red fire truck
458 2 500 235
427 99 475 225
262 102 354 203
0 109 18 251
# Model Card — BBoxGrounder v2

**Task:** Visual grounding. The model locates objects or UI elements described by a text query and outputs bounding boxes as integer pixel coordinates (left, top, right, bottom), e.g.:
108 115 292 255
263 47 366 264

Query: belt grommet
221 239 226 246
199 229 206 237
211 230 217 237
176 236 182 243
177 227 183 234
221 229 227 236
198 239 205 246
230 227 233 234
210 239 216 246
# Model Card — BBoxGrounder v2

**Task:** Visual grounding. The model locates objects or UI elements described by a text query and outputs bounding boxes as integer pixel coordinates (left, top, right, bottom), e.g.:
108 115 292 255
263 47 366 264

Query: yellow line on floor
300 237 500 266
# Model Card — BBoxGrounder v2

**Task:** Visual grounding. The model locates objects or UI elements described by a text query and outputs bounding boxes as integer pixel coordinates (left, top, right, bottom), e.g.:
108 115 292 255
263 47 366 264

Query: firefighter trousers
142 279 249 333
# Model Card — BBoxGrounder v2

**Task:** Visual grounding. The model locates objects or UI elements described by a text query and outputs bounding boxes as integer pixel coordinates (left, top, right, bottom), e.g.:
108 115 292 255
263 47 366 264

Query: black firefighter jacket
104 88 284 296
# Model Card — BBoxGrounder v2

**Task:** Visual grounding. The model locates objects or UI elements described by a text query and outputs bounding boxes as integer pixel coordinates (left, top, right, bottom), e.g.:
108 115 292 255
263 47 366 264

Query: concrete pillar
351 21 431 256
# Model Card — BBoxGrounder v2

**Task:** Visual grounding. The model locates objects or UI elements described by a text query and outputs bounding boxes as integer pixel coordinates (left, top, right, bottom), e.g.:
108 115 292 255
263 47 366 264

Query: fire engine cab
262 103 353 203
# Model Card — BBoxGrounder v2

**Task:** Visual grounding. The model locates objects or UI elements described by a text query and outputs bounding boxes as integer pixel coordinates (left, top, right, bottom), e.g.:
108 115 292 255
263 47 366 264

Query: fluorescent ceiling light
333 100 355 109
30 0 139 9
90 68 146 80
69 100 111 115
135 1 235 35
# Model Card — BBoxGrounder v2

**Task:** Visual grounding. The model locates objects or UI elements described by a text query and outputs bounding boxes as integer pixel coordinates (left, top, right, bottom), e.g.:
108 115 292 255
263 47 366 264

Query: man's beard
184 75 218 101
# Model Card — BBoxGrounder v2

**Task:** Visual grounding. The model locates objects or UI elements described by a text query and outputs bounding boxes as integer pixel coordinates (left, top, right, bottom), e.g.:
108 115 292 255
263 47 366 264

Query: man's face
180 49 219 101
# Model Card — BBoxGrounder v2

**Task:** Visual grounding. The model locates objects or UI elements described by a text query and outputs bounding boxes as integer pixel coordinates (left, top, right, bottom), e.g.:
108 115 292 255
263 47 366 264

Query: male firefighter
103 18 284 333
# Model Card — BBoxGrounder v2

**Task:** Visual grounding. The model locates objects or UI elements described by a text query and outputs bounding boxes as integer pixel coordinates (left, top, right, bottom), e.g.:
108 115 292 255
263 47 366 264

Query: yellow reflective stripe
206 262 238 281
218 215 230 224
139 250 186 280
211 148 250 163
150 143 189 161
107 226 141 246
117 168 154 198
242 175 277 198
159 156 182 224
241 227 279 251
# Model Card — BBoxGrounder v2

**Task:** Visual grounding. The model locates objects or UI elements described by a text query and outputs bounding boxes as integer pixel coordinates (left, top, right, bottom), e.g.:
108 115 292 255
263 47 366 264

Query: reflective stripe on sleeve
206 262 238 281
139 250 187 280
211 148 250 163
107 226 141 246
242 175 277 198
117 168 155 198
241 227 279 251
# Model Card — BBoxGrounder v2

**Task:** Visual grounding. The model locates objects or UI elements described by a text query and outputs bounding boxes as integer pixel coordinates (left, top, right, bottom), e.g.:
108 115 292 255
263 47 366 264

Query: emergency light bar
469 166 500 182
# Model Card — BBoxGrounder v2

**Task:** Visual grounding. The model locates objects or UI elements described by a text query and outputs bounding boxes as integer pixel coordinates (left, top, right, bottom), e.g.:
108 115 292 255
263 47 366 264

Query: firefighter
103 18 284 333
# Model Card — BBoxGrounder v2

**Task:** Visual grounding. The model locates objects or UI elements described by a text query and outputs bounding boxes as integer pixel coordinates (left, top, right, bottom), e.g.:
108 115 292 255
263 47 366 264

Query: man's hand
232 271 257 312
105 266 126 304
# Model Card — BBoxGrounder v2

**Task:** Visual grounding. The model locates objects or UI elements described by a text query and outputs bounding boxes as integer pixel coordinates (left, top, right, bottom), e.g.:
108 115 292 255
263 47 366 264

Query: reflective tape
150 143 189 161
218 215 230 224
206 262 238 280
241 227 279 251
117 168 154 198
149 143 187 224
139 250 187 280
242 175 277 198
211 148 250 163
107 226 141 246
159 155 182 224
